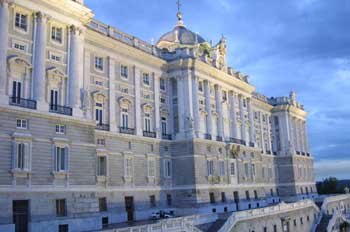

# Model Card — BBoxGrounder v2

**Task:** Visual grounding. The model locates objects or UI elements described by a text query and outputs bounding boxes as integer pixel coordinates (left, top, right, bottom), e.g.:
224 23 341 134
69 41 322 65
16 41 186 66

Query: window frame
147 158 156 178
16 119 28 129
207 160 214 176
51 26 63 44
53 145 69 173
143 73 150 86
55 125 66 135
120 65 129 79
94 56 104 72
97 155 108 177
56 199 67 217
160 78 166 91
163 159 172 178
14 11 28 33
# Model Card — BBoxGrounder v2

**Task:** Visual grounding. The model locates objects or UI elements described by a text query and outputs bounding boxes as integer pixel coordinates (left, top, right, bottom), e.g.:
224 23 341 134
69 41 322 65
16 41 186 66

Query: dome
156 21 206 51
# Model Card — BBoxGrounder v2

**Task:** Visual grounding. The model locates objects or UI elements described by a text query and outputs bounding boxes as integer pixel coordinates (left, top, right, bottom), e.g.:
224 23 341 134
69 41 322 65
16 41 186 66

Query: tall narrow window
121 65 128 79
51 26 63 43
164 159 172 178
167 194 172 206
15 13 27 31
144 113 151 132
244 163 250 177
143 73 150 86
54 147 68 172
95 57 104 71
245 191 250 200
16 143 25 170
230 162 235 176
160 78 166 91
95 103 103 125
150 195 156 208
56 199 67 217
219 161 225 176
121 108 129 128
207 160 214 176
161 117 167 135
50 89 59 111
97 156 107 176
124 158 133 177
99 197 107 212
148 159 156 177
12 81 22 103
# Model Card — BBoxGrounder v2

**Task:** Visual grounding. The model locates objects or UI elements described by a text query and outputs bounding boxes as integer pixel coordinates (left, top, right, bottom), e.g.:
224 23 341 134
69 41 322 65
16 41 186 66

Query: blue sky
85 0 350 181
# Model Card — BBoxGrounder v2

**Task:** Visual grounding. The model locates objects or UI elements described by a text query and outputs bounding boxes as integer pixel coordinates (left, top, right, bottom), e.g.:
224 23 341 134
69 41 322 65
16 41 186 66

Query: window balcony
296 151 301 155
143 131 156 138
227 137 246 146
119 127 135 135
266 150 272 155
204 134 212 140
162 134 172 140
302 152 306 156
50 104 73 116
96 123 110 131
9 97 37 110
249 142 255 147
216 136 223 142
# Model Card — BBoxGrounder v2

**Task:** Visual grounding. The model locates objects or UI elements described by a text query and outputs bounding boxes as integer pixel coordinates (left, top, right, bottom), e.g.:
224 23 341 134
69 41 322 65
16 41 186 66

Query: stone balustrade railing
321 194 350 212
99 213 218 232
218 200 318 232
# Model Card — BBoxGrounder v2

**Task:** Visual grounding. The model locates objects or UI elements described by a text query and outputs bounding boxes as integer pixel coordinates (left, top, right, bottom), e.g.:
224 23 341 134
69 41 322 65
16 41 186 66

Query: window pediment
47 67 66 79
142 103 153 113
118 97 132 108
7 55 32 68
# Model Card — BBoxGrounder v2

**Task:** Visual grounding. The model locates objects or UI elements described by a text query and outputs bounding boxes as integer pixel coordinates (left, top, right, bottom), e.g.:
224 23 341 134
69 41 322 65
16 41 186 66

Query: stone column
108 58 116 132
0 0 9 96
228 91 238 139
33 12 49 109
134 66 142 136
82 50 91 120
293 118 300 153
215 84 223 140
259 112 265 153
192 75 200 137
303 121 310 154
167 78 174 136
69 26 84 115
247 98 255 146
298 119 304 153
176 76 185 137
153 73 160 139
267 115 273 153
238 95 246 143
204 80 212 138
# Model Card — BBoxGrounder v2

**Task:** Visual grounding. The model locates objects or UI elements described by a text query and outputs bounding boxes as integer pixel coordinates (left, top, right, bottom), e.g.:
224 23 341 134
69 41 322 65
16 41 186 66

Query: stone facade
0 0 317 231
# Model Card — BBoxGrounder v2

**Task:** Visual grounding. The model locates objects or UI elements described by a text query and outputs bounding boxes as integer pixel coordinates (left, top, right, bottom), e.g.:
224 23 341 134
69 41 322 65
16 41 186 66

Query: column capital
0 0 10 7
70 25 85 37
36 11 51 23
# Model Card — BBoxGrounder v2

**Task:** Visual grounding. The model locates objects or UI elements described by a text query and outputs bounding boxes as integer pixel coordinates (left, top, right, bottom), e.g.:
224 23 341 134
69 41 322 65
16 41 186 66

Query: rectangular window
207 160 214 176
144 115 151 132
209 192 215 204
97 156 107 176
58 224 68 232
121 65 128 79
121 88 129 94
143 73 150 86
164 159 172 178
15 13 27 31
14 43 26 51
121 109 129 128
148 159 156 177
221 192 226 203
124 158 133 177
245 191 250 200
95 103 103 125
97 138 106 146
244 163 250 177
251 164 256 177
219 160 225 176
12 81 22 100
198 81 203 92
160 97 166 104
254 190 258 200
167 194 172 206
50 54 62 62
161 117 167 135
222 91 227 101
95 57 104 71
16 143 26 170
54 147 68 172
160 78 166 91
51 26 63 43
99 197 107 212
149 195 156 208
55 125 65 134
230 162 235 176
56 199 67 217
16 119 28 129
300 217 303 224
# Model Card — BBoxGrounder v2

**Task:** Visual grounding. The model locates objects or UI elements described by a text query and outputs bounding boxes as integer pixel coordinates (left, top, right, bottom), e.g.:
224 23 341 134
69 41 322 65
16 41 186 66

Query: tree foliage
316 177 340 194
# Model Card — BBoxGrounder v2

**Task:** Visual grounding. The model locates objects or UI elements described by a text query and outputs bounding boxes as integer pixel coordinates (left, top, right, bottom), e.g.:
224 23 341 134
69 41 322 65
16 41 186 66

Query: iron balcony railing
96 123 110 131
9 97 37 110
162 134 172 140
119 127 135 135
216 136 223 142
249 142 255 148
266 150 272 155
143 131 156 138
227 138 246 146
50 104 73 116
204 134 212 140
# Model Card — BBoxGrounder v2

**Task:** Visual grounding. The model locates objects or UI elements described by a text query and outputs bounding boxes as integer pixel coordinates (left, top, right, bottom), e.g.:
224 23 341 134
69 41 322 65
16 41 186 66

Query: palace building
0 0 317 231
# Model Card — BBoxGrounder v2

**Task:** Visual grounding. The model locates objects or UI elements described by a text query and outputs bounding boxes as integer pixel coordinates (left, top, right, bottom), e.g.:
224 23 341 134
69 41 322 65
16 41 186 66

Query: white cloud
314 159 350 181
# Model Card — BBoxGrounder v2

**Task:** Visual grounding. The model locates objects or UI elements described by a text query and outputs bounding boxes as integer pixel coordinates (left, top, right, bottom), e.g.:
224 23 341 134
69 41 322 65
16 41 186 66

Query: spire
176 0 182 21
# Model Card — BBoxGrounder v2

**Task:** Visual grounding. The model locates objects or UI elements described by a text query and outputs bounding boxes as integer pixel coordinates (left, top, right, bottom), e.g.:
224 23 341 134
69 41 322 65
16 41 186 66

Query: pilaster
109 58 116 132
247 98 255 146
259 112 265 153
134 66 142 136
153 73 160 139
33 12 50 110
239 95 246 143
228 91 238 139
0 0 9 96
215 84 223 140
204 80 212 139
192 75 200 137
